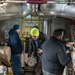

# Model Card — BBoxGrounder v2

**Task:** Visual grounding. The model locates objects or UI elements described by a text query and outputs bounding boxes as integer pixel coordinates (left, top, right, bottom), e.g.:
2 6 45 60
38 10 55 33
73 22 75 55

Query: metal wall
0 18 22 41
46 17 71 39
0 16 71 40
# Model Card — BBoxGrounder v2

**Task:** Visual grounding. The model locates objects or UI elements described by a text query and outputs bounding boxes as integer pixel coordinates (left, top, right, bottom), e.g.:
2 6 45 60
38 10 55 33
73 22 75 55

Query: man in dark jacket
41 29 71 75
8 24 23 75
28 28 46 75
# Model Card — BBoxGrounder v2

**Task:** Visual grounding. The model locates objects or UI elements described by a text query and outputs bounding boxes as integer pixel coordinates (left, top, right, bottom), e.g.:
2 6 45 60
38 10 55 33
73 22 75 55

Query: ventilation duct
0 3 7 15
6 3 20 14
1 0 75 19
0 0 31 19
41 1 75 19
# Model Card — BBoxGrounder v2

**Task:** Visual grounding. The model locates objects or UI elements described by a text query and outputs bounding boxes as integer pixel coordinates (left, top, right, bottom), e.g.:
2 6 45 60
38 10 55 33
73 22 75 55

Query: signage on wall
25 21 38 26
27 0 47 4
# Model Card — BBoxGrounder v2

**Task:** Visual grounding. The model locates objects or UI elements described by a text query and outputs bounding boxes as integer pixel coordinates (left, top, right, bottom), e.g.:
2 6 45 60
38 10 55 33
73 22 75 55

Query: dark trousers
42 69 62 75
36 55 43 75
11 55 21 75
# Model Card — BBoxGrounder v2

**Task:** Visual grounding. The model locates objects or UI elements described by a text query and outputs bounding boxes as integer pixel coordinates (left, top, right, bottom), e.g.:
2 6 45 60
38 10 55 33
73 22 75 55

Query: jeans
11 54 21 75
42 69 62 75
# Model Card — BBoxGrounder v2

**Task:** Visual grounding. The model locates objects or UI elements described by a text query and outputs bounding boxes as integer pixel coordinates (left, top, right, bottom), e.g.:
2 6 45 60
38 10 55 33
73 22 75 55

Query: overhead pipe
41 0 75 19
0 0 75 19
30 4 39 16
1 0 73 4
0 0 31 18
1 0 53 3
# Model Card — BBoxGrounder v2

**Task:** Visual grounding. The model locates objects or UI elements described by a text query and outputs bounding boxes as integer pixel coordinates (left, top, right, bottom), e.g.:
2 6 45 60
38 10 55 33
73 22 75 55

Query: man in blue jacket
41 29 71 75
8 24 23 75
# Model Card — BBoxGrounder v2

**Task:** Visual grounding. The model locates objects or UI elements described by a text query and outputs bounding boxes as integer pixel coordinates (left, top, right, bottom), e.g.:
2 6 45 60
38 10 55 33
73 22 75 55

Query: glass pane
25 21 38 26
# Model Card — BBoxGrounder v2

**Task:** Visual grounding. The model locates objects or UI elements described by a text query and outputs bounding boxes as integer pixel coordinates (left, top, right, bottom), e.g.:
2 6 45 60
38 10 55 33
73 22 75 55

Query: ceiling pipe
0 3 7 6
0 2 31 18
29 4 39 16
4 1 27 3
41 1 75 19
0 0 75 20
1 0 73 4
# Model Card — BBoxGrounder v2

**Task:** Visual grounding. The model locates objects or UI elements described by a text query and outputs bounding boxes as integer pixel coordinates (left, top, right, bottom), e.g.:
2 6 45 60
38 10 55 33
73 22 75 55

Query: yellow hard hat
30 28 39 36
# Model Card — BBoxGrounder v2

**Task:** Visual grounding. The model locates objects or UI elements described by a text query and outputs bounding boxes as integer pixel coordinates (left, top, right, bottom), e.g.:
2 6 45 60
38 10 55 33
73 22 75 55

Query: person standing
8 24 23 75
28 28 46 75
41 29 71 75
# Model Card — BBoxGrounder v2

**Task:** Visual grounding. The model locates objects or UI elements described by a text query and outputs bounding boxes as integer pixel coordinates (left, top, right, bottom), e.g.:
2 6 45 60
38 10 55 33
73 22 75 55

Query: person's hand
66 50 70 54
28 57 31 62
37 49 43 54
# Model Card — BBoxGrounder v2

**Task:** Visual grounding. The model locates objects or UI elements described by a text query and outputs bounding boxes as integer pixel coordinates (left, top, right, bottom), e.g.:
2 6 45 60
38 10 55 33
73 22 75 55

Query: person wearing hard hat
28 28 46 75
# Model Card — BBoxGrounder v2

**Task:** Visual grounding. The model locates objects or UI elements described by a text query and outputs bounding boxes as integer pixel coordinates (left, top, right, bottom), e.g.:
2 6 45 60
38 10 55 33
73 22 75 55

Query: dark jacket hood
8 29 23 55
